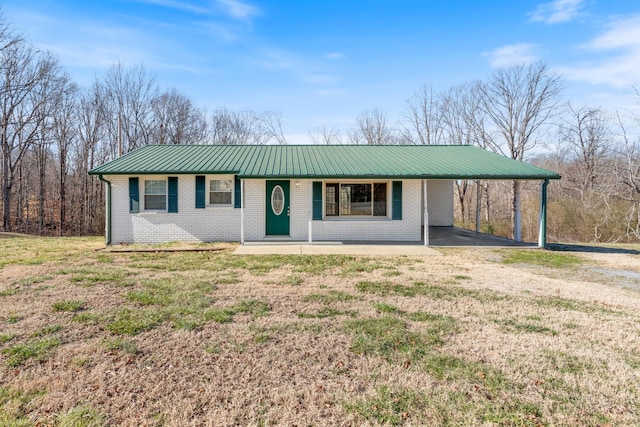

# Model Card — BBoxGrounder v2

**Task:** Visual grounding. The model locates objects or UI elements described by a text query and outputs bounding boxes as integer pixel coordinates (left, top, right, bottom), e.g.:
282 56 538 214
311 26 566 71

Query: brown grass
0 237 639 426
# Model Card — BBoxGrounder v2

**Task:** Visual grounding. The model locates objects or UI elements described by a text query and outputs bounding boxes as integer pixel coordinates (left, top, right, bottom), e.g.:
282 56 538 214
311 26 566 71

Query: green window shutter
234 176 241 208
392 181 402 220
129 177 139 213
168 177 178 213
195 175 205 208
312 182 323 220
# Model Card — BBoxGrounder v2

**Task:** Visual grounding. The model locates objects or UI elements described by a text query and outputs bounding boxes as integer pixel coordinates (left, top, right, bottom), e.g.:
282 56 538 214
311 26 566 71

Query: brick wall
104 176 454 244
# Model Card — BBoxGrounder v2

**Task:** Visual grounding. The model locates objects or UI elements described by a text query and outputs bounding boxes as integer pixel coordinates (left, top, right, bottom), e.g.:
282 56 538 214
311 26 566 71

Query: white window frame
324 181 389 219
144 179 167 211
208 177 233 207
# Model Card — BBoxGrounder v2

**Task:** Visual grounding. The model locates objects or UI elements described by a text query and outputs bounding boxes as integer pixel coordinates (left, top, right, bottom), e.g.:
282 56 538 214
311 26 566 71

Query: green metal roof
88 144 561 180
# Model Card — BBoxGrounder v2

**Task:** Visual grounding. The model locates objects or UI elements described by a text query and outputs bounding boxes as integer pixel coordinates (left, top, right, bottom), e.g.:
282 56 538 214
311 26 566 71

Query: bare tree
559 103 609 190
152 89 207 145
479 61 563 241
101 63 159 154
309 125 342 145
257 111 287 145
0 28 61 232
210 109 267 145
51 76 78 235
401 84 444 145
353 109 396 145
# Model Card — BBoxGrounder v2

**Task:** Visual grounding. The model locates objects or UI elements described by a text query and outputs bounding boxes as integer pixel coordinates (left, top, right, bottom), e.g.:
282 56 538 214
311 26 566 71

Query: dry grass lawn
1 235 639 426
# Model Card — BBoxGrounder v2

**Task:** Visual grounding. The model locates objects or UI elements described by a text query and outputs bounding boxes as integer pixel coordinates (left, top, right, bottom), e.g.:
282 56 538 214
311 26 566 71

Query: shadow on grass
547 243 640 255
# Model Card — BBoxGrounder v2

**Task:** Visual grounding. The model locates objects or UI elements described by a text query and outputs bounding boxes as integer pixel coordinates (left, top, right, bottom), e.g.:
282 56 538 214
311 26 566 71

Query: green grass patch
0 387 46 426
6 315 22 324
345 316 450 362
542 350 605 374
356 280 507 303
345 384 542 427
297 307 357 319
500 249 583 268
356 281 418 297
0 288 18 297
303 290 357 304
106 308 167 335
372 302 402 314
13 275 53 287
67 267 135 287
282 274 303 286
3 337 62 366
535 296 623 316
0 333 16 344
102 338 139 355
495 318 558 336
73 311 106 325
56 404 107 427
52 299 85 312
229 299 270 317
32 325 63 337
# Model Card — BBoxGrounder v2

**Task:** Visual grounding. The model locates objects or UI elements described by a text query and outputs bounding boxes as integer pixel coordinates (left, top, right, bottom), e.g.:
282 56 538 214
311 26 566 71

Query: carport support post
240 179 245 245
423 180 429 246
538 179 549 248
475 180 481 233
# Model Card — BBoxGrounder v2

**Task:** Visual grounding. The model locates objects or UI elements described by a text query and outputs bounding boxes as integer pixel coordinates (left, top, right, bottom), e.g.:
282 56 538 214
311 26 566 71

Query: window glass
210 179 232 205
373 183 387 216
341 183 372 216
325 183 339 216
325 182 387 217
271 185 284 215
144 180 166 210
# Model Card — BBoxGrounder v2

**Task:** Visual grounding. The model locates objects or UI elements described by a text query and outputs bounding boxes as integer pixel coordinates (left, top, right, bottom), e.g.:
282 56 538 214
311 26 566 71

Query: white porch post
475 180 481 233
538 179 549 248
514 180 522 242
240 179 245 245
308 211 312 245
423 179 429 246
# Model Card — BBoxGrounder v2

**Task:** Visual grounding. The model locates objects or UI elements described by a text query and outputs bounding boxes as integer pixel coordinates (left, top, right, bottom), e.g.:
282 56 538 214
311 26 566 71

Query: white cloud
216 0 258 20
529 0 585 24
585 15 640 50
484 43 540 68
324 52 344 60
135 0 258 20
558 15 640 87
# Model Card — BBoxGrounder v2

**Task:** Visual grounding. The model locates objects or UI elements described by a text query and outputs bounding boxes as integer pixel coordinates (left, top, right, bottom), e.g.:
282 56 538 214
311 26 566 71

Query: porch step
263 236 292 242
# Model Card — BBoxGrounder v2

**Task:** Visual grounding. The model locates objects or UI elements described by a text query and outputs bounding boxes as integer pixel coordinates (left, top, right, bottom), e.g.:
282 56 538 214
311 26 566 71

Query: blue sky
2 0 640 143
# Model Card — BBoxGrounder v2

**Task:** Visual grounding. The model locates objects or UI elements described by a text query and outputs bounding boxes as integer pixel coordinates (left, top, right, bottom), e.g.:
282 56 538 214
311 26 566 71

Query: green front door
266 180 290 236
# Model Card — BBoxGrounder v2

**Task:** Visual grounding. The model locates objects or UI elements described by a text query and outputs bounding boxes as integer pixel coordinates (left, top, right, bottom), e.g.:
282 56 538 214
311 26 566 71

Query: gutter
97 175 112 245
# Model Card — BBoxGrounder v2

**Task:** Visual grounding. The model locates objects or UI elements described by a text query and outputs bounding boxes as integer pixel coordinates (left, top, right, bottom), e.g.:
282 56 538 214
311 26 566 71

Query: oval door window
271 185 285 215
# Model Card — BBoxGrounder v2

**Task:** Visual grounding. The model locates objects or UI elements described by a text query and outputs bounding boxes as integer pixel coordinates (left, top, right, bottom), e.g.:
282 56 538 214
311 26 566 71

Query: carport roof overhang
88 144 561 180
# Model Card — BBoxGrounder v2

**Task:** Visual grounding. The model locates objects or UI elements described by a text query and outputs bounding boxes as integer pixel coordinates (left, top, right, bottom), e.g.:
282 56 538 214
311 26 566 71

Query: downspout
538 179 549 248
98 175 112 245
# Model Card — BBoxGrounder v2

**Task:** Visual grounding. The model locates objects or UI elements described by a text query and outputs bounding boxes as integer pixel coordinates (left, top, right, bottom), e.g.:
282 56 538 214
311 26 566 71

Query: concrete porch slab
234 242 441 256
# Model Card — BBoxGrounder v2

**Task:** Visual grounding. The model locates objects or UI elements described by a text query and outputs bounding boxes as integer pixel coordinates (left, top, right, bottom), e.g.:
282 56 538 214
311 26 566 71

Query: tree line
0 10 638 243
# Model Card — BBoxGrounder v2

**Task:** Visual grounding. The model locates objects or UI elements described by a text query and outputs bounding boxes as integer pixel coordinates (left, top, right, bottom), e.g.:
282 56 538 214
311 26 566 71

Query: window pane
145 180 165 195
209 179 232 205
341 183 371 216
210 192 232 205
210 180 232 192
145 195 166 210
325 183 339 216
144 180 166 210
374 183 387 216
